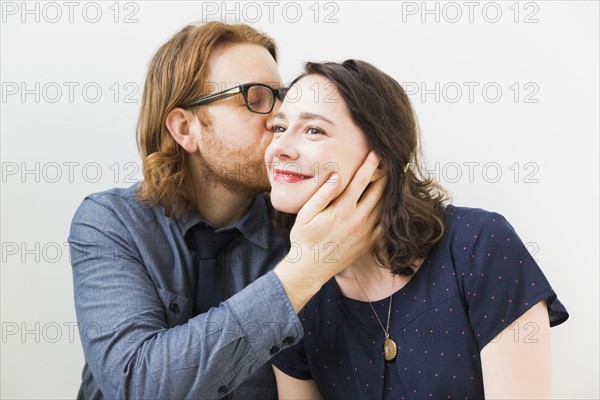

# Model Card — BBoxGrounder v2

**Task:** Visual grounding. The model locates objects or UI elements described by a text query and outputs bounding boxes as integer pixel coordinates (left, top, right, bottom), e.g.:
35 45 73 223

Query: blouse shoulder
441 204 568 349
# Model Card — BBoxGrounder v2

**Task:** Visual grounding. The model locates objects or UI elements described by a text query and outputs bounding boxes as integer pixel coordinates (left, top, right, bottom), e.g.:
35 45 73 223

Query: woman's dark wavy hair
274 60 449 276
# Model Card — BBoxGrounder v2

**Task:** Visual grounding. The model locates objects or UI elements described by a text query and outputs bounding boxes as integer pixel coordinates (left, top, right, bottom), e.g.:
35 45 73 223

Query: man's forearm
76 271 301 399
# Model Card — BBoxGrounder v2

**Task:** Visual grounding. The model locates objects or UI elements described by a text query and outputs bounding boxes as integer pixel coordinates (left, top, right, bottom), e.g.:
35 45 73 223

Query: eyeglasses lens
247 85 274 113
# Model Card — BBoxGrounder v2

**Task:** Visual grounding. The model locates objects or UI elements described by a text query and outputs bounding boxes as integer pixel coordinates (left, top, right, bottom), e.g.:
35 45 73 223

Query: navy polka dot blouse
272 205 568 399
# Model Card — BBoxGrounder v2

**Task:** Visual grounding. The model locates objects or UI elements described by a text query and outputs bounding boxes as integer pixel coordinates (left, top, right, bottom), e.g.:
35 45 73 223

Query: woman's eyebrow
299 112 335 126
273 111 335 126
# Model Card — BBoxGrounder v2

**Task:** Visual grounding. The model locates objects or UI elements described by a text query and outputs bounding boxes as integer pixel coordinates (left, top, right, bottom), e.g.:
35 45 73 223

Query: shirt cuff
226 271 303 364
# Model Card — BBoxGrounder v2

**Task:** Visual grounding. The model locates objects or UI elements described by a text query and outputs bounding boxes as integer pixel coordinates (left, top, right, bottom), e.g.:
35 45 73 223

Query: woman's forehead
282 75 344 112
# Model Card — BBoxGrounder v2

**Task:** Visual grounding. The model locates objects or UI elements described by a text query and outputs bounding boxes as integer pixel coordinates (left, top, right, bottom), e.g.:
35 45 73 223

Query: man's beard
194 131 271 196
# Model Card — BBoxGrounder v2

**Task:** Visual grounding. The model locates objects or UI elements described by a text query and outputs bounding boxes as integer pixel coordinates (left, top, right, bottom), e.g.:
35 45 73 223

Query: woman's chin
270 194 303 214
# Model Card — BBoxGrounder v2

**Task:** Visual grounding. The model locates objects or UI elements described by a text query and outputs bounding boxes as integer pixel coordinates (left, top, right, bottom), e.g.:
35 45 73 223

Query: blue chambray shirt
68 183 302 399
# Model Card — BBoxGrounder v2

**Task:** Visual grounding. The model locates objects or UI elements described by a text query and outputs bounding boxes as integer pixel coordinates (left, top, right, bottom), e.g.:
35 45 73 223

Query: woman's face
265 74 370 213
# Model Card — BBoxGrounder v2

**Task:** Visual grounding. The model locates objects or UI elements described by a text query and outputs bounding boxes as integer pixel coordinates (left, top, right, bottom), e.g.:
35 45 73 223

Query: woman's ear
165 107 200 153
370 161 387 182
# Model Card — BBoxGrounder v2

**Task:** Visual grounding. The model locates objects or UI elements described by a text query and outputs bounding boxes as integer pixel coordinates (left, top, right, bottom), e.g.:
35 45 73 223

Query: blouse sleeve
453 211 568 351
271 308 314 380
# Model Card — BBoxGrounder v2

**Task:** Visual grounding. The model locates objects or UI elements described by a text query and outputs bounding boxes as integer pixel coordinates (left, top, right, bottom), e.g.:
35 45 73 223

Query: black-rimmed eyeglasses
181 82 281 114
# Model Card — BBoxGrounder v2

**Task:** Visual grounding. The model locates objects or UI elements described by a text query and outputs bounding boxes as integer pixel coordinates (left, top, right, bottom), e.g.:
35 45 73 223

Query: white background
1 1 598 398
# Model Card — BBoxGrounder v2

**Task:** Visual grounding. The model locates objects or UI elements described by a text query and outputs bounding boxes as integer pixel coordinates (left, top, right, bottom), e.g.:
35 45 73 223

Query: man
69 21 383 399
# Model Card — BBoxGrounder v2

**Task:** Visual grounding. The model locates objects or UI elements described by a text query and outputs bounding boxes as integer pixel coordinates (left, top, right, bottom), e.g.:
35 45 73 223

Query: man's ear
165 107 200 153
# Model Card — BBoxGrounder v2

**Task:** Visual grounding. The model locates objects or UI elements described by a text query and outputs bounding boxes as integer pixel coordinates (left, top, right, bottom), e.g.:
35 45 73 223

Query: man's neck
194 182 255 228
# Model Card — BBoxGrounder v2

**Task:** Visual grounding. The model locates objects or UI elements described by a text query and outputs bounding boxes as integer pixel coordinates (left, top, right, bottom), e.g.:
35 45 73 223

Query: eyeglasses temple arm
182 86 243 108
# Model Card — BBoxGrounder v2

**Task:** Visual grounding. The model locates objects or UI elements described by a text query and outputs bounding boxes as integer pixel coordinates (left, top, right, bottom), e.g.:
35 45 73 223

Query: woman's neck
335 252 421 302
335 252 397 302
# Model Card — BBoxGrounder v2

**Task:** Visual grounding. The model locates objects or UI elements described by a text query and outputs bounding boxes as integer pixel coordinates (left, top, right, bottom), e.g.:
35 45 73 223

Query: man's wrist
273 258 329 313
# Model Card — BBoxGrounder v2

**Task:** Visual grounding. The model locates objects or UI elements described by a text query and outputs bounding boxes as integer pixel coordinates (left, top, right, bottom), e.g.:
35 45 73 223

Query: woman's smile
273 168 313 183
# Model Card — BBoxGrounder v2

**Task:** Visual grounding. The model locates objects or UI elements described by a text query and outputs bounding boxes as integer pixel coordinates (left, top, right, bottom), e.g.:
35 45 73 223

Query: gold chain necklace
349 267 398 361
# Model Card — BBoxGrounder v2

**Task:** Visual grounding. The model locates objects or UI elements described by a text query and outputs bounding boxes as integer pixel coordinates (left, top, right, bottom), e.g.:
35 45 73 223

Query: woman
266 60 568 399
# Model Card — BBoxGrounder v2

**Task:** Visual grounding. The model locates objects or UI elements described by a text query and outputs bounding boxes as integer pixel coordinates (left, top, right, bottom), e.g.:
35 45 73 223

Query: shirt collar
177 195 271 250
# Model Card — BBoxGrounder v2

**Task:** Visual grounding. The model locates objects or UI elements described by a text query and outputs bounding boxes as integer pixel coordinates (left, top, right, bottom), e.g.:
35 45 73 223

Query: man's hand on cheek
274 151 385 312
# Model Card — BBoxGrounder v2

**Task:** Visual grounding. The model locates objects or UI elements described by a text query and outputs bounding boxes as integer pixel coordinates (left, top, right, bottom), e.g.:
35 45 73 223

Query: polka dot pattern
272 205 568 399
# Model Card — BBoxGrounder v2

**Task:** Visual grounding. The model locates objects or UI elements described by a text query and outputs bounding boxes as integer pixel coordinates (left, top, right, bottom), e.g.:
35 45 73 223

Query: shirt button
269 345 280 355
218 386 227 394
169 303 180 313
283 336 295 345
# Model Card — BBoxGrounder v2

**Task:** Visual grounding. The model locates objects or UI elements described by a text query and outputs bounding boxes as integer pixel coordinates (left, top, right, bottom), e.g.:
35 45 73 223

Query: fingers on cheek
353 173 371 193
318 175 340 200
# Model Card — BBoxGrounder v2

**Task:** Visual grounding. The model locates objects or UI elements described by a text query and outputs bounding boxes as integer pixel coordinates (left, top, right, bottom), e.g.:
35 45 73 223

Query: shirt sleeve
271 308 314 380
69 196 303 399
453 211 569 351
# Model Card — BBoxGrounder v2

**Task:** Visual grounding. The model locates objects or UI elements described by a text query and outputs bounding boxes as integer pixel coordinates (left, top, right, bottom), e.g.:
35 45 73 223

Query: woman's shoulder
443 204 513 239
445 204 506 224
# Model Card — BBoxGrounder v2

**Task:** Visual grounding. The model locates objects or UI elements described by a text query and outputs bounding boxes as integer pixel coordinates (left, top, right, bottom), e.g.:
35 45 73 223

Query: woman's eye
306 127 324 135
272 125 286 133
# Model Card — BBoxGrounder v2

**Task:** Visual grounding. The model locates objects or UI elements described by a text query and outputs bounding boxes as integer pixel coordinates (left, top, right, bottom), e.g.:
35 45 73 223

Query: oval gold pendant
383 338 398 361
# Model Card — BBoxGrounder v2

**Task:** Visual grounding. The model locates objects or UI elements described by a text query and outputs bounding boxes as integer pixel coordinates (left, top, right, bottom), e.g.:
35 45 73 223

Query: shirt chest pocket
155 287 194 327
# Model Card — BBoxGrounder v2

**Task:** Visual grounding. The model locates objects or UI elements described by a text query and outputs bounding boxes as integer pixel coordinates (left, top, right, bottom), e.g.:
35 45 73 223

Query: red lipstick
274 169 312 183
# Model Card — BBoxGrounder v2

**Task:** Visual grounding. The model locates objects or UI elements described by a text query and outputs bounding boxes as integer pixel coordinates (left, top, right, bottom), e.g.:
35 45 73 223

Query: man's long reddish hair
135 21 278 217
